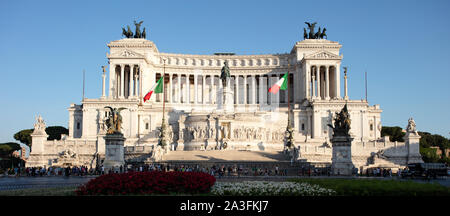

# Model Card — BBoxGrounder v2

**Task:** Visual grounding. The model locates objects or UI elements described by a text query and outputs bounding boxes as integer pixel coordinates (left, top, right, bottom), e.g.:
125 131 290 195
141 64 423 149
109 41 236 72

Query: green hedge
289 178 450 196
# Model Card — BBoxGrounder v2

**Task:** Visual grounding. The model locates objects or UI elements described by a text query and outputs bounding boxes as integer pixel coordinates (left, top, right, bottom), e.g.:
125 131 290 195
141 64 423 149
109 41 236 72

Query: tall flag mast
159 59 168 148
365 70 368 102
269 59 294 150
286 61 294 150
82 69 85 101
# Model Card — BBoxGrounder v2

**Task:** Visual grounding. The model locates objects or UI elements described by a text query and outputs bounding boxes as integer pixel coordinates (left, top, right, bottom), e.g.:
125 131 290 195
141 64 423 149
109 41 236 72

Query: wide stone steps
161 150 291 162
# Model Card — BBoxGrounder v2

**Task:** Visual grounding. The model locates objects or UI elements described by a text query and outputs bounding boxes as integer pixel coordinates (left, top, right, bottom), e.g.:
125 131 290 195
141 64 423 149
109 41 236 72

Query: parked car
401 163 447 179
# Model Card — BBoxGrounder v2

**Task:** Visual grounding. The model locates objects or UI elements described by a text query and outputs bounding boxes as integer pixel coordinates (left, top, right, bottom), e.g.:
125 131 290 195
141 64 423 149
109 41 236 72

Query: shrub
75 171 216 196
211 181 336 196
289 178 450 196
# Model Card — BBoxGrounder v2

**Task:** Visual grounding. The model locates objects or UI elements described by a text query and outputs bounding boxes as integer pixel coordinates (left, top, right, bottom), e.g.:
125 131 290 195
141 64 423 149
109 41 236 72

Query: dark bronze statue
314 27 321 39
134 20 144 38
122 25 134 38
142 27 146 39
220 61 231 88
304 22 327 40
319 28 327 39
104 106 127 134
122 21 146 39
305 22 317 39
327 104 351 137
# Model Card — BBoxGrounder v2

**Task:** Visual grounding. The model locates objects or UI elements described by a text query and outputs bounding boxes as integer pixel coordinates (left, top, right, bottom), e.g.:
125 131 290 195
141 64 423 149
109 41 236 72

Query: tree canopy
381 126 450 163
13 126 69 148
0 142 21 156
381 126 405 142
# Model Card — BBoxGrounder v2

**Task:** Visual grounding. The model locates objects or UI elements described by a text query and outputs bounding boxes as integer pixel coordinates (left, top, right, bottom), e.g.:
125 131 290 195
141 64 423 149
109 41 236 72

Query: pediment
305 50 341 60
108 49 145 58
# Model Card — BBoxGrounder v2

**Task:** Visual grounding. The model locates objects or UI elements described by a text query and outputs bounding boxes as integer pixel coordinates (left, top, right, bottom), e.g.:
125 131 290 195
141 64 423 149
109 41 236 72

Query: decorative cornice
304 50 343 60
107 49 145 59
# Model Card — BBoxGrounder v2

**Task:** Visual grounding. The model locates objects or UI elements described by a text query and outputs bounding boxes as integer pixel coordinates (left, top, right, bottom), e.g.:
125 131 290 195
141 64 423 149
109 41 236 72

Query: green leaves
0 142 21 155
13 126 68 148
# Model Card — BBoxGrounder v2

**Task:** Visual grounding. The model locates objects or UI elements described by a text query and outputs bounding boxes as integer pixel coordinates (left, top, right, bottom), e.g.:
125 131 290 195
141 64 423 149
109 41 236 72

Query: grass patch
289 178 450 196
0 186 77 196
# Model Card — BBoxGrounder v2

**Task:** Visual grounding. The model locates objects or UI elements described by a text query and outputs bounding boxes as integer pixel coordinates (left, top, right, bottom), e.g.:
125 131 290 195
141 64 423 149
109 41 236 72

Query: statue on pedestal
406 117 417 134
33 115 47 134
104 107 126 134
328 104 354 176
220 61 231 88
327 104 351 137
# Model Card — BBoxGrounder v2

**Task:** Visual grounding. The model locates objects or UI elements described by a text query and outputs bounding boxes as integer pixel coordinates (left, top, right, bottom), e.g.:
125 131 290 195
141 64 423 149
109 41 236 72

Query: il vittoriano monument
26 21 423 174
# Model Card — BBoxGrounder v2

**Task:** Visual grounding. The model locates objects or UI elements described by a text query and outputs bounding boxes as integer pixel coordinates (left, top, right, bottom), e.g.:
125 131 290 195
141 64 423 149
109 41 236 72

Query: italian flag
143 77 164 102
268 72 288 94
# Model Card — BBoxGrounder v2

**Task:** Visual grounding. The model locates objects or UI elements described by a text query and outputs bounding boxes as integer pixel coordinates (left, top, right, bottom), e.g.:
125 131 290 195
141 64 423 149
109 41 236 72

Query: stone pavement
0 176 96 191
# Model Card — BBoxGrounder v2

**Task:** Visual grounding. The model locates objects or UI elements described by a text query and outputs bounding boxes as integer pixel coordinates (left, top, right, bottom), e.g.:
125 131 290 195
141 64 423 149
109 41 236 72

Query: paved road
0 175 448 191
0 176 96 191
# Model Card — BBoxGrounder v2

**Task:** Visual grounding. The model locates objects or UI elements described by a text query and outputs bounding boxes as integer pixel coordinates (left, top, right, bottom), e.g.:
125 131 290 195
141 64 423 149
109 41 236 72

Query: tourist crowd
2 166 103 177
125 164 291 177
363 167 394 177
2 164 398 178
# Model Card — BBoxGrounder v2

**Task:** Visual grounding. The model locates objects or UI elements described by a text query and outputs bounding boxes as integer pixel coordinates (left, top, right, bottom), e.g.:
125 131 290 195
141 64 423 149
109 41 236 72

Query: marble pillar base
331 135 354 176
103 133 125 173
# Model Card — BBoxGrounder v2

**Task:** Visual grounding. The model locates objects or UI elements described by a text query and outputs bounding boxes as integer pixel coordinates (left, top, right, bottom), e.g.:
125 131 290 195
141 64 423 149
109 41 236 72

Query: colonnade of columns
113 64 141 99
154 73 293 105
308 65 340 100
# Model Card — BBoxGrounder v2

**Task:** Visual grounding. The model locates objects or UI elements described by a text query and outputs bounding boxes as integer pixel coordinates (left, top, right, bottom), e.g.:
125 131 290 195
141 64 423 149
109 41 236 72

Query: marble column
312 75 316 98
306 65 310 100
169 73 173 103
336 63 341 99
202 75 206 104
235 75 239 104
316 66 321 100
325 66 330 100
187 75 191 104
120 64 125 99
251 75 256 104
211 75 215 104
344 71 348 100
130 66 134 98
177 75 181 103
134 73 138 98
243 76 247 104
108 64 114 99
194 74 198 104
259 76 264 106
101 69 106 99
139 66 143 103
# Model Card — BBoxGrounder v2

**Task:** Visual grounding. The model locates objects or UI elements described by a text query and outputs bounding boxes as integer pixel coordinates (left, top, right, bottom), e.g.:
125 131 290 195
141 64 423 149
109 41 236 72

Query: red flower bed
75 171 216 196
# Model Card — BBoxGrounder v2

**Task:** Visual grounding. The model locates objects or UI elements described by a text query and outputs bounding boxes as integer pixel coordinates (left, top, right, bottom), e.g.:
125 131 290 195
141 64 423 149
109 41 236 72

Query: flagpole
287 62 290 120
285 61 294 151
160 58 168 148
163 59 166 117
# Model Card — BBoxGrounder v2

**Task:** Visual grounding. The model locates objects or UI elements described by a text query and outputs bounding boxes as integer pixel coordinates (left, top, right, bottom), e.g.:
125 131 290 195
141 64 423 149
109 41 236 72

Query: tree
0 142 21 155
13 126 69 148
381 126 405 142
46 126 69 141
13 129 33 147
418 132 449 154
0 142 23 170
382 126 450 163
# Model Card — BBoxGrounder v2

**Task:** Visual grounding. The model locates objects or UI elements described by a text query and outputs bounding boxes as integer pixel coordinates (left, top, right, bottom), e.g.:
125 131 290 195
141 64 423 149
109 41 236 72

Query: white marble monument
26 23 423 172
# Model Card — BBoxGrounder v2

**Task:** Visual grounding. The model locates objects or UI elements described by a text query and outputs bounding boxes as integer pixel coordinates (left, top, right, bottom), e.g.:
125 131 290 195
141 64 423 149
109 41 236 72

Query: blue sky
0 0 449 144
